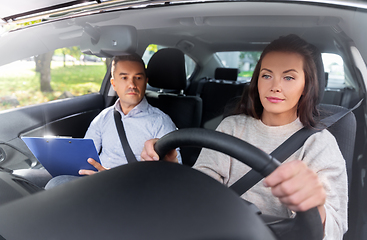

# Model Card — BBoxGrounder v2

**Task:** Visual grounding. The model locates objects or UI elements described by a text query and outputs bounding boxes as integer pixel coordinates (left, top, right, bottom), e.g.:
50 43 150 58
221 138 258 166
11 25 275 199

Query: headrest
215 68 238 81
309 44 325 104
147 48 187 90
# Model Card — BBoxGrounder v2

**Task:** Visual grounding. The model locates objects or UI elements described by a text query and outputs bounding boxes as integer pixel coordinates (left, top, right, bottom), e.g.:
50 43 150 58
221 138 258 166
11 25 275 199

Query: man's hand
141 138 178 163
263 160 326 224
79 158 109 176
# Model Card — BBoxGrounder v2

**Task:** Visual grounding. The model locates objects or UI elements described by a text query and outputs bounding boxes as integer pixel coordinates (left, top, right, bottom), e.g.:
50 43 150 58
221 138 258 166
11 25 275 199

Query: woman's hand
78 158 109 176
141 138 179 163
263 160 326 225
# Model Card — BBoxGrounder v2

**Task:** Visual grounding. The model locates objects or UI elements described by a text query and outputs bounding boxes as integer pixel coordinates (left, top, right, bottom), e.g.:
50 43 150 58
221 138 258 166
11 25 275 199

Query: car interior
0 1 366 239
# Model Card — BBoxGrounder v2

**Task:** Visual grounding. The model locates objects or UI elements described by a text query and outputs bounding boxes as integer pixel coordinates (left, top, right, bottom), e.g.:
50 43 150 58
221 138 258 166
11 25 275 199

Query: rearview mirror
80 25 137 57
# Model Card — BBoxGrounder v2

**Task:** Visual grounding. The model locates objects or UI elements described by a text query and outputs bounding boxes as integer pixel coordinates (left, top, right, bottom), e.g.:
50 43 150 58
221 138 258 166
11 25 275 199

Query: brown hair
111 53 146 78
234 34 319 128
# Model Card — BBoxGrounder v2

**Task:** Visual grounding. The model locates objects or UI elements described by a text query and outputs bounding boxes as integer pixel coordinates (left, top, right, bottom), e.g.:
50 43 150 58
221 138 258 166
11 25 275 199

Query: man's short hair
111 53 146 77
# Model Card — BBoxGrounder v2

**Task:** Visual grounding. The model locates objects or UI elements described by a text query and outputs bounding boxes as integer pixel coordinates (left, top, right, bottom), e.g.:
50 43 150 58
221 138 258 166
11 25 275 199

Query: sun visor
80 25 137 58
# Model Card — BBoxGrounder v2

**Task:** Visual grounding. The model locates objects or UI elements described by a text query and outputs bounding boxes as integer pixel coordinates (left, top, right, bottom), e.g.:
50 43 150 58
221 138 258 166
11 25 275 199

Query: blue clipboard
21 137 101 177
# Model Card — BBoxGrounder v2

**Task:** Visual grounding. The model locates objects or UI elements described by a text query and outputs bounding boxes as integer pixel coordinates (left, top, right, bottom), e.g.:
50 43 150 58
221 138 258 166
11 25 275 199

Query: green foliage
239 52 261 62
0 62 105 110
238 71 254 78
55 46 82 60
238 51 261 72
50 64 104 94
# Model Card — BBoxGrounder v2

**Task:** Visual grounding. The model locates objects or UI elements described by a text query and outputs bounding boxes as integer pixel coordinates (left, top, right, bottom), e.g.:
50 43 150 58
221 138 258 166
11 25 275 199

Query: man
45 53 180 188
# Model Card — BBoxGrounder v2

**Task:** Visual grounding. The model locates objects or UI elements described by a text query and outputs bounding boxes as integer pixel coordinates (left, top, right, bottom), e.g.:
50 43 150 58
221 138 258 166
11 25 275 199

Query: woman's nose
270 78 281 92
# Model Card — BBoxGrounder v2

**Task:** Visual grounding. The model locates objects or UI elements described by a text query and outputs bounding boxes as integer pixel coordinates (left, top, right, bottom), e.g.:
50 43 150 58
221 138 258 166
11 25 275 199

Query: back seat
200 79 247 129
195 67 247 130
321 72 358 108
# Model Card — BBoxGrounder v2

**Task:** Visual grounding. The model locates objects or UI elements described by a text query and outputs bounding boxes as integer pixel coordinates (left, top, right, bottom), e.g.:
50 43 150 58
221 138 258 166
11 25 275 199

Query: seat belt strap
113 109 138 163
229 100 362 196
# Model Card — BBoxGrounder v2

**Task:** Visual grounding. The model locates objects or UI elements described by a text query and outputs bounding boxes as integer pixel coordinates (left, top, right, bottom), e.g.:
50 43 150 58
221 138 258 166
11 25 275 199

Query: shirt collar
114 97 149 117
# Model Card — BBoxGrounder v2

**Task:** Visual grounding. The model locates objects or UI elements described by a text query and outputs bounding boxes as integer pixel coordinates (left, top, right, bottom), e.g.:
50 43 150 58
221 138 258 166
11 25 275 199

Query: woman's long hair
233 34 319 128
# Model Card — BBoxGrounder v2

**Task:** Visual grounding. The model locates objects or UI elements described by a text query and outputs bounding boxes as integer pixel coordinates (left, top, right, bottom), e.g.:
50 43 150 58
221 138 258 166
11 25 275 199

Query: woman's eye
284 76 295 81
262 74 271 79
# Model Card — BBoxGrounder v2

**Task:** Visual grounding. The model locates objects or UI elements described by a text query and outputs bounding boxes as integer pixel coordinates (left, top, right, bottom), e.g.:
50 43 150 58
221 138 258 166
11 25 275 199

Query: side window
321 53 346 88
216 51 261 81
0 46 106 111
142 44 197 79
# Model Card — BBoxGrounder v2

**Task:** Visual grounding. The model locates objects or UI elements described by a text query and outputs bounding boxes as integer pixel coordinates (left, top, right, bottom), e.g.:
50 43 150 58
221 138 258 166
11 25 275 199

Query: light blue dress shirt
84 97 181 168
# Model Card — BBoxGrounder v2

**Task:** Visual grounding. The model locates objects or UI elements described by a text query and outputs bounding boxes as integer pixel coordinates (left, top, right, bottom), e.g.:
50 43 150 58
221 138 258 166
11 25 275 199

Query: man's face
110 60 148 114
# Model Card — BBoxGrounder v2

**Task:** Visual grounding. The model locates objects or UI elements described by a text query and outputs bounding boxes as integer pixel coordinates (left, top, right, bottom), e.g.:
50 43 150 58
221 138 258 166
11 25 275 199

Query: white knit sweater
193 114 348 239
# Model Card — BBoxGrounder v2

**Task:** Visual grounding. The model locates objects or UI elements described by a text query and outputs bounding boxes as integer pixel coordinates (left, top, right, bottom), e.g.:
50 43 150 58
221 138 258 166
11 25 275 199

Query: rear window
321 53 346 88
216 51 261 81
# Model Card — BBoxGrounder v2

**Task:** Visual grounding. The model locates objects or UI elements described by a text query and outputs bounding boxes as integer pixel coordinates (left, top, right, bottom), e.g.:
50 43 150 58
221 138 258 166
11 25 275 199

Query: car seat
311 45 359 240
198 67 247 130
146 48 202 129
310 44 357 188
145 48 203 166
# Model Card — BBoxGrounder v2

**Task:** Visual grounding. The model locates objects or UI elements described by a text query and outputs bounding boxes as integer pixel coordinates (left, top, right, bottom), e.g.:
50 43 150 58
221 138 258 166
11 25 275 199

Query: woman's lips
266 97 284 103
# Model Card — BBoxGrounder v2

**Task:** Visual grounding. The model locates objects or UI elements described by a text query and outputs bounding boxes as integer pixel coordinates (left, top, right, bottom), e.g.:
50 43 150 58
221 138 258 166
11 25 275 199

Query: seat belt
229 100 362 196
113 109 138 163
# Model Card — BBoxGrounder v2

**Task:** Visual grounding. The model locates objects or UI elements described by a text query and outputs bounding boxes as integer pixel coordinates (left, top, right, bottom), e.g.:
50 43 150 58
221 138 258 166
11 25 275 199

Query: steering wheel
0 128 323 240
154 128 324 240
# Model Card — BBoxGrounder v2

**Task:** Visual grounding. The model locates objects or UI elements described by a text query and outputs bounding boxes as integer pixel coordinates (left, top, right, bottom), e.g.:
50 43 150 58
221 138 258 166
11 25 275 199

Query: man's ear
110 78 116 89
146 77 149 84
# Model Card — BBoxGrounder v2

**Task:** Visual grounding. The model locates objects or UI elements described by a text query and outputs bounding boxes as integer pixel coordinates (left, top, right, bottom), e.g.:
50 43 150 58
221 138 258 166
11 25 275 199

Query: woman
141 34 348 239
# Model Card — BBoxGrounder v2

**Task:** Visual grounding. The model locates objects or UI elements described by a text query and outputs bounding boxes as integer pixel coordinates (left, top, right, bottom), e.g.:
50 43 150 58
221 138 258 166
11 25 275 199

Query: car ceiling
0 0 142 23
0 1 366 66
0 0 364 21
1 0 93 22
